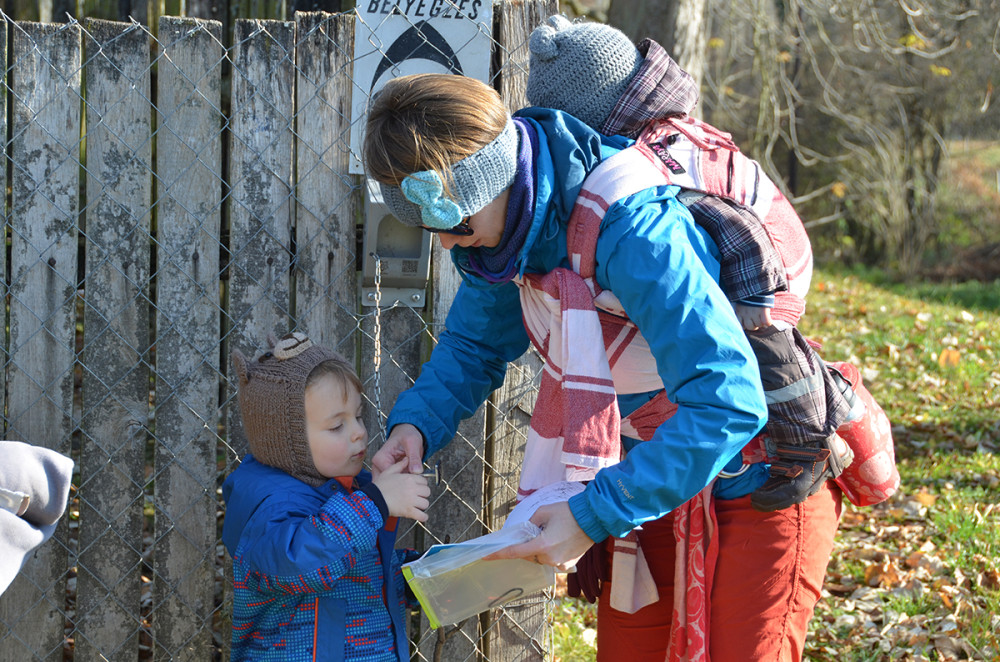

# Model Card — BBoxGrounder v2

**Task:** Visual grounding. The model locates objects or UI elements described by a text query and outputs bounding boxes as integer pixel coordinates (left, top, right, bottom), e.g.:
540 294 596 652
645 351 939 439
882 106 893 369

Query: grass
936 140 1000 251
551 268 1000 661
803 269 1000 447
550 591 599 661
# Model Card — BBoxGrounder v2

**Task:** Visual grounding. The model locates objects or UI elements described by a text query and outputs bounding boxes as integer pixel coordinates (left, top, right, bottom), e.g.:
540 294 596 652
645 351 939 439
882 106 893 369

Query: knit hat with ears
232 332 348 487
526 15 643 131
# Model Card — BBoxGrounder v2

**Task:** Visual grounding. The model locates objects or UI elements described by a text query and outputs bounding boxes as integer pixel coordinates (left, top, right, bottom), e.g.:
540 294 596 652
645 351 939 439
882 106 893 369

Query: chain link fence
0 2 557 659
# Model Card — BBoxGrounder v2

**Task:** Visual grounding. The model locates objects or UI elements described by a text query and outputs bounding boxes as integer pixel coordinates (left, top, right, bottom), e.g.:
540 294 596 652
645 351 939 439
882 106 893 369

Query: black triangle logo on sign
371 20 465 92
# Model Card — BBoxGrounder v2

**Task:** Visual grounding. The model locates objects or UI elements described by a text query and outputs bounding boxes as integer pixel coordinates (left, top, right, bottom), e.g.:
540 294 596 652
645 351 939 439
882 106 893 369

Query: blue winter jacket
386 108 768 544
222 456 410 661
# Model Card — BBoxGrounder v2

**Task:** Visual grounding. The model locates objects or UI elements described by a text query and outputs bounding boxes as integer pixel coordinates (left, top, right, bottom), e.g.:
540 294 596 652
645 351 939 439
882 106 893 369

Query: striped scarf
516 146 717 661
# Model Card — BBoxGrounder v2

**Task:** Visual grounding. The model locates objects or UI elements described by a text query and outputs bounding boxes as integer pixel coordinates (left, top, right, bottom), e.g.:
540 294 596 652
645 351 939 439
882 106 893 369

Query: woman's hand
372 423 425 474
483 501 595 571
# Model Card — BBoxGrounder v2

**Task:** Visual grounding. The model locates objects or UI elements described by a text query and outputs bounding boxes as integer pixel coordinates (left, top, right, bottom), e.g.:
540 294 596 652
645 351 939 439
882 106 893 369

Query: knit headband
378 116 518 229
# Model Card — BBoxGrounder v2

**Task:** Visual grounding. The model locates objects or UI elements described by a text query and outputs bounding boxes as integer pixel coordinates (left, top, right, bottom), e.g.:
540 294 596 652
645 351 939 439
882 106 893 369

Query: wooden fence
0 2 556 660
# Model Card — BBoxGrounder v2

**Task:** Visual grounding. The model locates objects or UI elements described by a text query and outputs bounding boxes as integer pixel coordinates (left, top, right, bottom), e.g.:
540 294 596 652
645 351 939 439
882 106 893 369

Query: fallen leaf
841 509 867 527
939 348 961 368
825 581 859 595
977 567 1000 590
938 614 960 633
865 560 903 587
932 634 976 660
906 551 926 568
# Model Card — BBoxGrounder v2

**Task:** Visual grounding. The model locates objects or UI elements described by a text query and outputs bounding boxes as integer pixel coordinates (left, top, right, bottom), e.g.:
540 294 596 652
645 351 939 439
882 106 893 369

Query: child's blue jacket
222 456 410 661
386 108 767 544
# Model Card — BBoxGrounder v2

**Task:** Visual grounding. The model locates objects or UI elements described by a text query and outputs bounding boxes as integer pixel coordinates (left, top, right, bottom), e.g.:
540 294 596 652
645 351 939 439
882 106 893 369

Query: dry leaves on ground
807 491 1000 661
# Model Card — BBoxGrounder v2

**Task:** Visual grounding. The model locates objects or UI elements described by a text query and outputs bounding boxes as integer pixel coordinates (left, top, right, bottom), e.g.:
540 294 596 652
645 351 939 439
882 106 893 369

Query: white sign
349 0 494 174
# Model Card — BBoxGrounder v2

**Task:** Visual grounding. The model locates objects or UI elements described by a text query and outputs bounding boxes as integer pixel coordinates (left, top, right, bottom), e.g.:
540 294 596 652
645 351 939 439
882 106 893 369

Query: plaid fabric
747 327 853 452
604 43 813 321
515 152 675 492
517 266 623 493
635 117 813 326
684 194 787 303
602 39 699 139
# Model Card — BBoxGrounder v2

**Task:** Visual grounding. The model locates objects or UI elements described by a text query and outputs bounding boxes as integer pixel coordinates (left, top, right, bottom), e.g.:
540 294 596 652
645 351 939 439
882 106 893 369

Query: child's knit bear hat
232 332 349 487
526 15 643 132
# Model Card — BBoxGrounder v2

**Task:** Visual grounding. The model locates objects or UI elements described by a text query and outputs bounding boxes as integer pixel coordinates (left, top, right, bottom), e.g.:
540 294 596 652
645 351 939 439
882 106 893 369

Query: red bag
829 361 900 506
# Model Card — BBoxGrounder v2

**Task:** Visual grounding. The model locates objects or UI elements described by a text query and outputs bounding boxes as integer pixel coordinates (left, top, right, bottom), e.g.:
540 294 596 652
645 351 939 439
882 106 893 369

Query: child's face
436 187 511 251
304 374 368 479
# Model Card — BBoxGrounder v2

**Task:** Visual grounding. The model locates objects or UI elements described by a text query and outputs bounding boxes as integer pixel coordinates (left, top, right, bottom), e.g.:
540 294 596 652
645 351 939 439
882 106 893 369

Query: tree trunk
607 0 708 101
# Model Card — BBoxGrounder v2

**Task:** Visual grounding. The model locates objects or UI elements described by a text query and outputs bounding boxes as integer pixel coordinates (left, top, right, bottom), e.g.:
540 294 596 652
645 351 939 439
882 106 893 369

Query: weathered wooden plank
291 10 431 641
410 241 487 661
0 15 7 469
292 11 359 358
481 351 549 662
358 296 427 526
72 18 152 662
152 16 224 662
0 20 81 662
495 0 557 113
226 18 295 459
488 2 558 658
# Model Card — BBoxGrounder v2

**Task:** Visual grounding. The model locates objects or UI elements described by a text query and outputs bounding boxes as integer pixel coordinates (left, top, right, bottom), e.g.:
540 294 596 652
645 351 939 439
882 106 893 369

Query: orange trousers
596 481 842 662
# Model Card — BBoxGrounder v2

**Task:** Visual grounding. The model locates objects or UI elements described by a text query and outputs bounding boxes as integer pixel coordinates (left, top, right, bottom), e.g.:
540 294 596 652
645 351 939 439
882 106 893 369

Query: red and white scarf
515 146 718 661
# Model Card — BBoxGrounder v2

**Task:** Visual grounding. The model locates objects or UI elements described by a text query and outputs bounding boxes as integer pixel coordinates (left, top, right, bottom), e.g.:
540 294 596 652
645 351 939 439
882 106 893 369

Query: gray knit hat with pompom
526 15 643 132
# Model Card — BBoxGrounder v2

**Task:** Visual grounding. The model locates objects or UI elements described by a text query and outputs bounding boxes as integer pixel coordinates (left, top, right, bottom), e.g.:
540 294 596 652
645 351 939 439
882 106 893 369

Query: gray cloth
0 440 74 597
526 15 642 131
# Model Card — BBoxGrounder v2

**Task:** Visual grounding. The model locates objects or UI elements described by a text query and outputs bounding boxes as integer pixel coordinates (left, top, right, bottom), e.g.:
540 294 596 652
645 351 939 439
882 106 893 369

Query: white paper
501 480 586 530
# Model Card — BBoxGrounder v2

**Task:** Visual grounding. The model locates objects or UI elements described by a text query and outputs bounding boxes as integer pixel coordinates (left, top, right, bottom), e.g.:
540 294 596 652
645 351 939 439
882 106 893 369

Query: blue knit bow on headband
400 170 463 231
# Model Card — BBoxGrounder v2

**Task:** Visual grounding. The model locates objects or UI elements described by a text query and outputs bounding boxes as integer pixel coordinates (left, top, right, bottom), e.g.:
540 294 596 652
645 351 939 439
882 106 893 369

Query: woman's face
436 188 511 251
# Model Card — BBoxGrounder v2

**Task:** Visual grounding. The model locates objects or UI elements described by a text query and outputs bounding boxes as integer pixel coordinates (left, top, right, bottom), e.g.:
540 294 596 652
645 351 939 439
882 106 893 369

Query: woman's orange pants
596 481 842 662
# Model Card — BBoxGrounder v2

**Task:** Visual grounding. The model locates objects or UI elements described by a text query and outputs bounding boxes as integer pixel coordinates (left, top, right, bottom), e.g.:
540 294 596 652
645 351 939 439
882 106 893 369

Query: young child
525 15 863 513
222 332 430 662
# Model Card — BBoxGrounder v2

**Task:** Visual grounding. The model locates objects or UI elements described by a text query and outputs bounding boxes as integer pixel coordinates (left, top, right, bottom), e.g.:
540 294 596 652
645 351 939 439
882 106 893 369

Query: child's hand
373 458 431 522
734 303 773 331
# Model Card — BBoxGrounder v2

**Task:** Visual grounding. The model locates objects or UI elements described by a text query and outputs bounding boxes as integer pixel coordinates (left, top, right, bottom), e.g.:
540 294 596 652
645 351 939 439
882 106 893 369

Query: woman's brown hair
363 73 509 191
